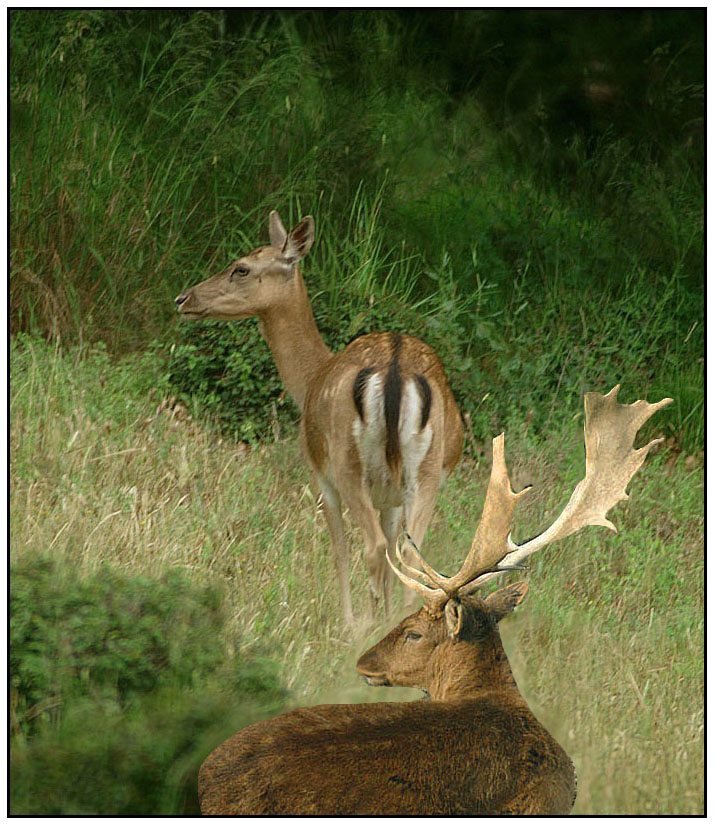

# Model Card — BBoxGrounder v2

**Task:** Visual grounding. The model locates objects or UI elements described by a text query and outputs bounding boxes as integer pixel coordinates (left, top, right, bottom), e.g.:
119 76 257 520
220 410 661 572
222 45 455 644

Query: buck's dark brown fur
198 586 576 816
198 700 574 815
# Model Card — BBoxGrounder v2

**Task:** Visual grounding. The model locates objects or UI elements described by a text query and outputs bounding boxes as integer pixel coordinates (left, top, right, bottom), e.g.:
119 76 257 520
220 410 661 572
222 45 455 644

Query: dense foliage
10 554 284 814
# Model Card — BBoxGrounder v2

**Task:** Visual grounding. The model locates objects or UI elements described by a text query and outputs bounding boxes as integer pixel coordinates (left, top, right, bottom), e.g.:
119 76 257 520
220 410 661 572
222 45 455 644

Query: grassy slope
10 338 703 814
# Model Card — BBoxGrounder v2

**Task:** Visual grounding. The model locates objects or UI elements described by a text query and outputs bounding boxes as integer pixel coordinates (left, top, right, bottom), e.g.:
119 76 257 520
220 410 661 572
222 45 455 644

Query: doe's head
175 211 314 320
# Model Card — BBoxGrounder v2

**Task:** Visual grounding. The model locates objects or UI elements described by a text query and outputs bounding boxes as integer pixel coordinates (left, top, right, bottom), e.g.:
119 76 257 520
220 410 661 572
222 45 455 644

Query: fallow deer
198 386 671 815
175 211 463 624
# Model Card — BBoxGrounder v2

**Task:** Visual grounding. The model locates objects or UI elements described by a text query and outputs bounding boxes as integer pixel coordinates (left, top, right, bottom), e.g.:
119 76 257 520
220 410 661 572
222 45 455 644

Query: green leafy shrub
10 554 285 814
10 686 284 816
12 556 225 723
165 321 300 442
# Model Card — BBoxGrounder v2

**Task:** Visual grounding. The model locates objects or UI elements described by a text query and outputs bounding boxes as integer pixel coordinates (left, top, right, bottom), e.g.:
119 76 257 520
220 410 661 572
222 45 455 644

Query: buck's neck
428 638 526 704
258 267 332 412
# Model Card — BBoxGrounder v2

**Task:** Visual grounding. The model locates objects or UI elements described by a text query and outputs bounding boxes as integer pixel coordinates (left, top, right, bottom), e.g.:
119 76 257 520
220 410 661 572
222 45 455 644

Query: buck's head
175 211 314 320
357 581 528 698
358 386 672 700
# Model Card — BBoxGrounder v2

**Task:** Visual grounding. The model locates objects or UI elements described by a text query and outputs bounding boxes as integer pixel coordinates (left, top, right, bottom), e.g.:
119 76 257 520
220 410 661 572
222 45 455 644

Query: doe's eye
231 265 249 279
405 630 422 641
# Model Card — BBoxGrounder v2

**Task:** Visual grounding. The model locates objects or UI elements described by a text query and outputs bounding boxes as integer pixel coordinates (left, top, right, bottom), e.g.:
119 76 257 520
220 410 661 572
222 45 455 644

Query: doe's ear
269 210 288 250
283 215 315 263
484 581 529 623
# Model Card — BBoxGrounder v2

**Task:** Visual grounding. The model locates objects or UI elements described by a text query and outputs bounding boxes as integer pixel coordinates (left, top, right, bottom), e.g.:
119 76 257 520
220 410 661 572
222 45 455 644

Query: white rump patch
399 378 433 495
352 371 387 478
352 372 432 509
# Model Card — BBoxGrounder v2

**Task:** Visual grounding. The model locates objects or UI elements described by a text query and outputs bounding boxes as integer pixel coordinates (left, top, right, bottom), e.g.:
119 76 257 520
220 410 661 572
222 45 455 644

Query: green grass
160 181 702 451
10 337 703 814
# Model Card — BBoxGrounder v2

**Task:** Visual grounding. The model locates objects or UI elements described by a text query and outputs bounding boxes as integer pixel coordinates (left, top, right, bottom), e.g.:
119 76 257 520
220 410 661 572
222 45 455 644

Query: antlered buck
176 211 463 623
198 386 671 815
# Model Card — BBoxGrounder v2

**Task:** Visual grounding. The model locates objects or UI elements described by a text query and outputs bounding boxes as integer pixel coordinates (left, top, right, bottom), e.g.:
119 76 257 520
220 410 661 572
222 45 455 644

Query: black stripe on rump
414 374 432 430
352 366 376 420
384 335 403 480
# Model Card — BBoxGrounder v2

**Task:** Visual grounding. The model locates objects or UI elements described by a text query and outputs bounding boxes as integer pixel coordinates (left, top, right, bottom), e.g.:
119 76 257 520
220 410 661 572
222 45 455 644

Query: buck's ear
269 210 288 250
484 582 529 623
444 599 466 639
283 215 315 263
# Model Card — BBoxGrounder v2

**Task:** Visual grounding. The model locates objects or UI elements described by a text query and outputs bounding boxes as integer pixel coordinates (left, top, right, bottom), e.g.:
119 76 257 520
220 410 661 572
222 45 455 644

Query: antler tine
468 386 672 589
386 535 449 614
385 437 530 607
397 531 453 589
395 532 442 587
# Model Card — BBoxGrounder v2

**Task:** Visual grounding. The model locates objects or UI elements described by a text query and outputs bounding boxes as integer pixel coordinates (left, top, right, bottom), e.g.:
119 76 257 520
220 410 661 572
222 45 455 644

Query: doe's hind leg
379 506 404 616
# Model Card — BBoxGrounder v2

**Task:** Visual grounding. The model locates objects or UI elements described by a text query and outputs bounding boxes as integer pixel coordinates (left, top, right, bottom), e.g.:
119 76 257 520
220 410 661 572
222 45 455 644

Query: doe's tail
352 335 433 490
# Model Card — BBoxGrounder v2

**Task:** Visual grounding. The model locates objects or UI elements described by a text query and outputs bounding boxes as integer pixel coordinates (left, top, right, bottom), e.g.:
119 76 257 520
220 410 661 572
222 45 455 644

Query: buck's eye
231 265 249 279
405 630 422 641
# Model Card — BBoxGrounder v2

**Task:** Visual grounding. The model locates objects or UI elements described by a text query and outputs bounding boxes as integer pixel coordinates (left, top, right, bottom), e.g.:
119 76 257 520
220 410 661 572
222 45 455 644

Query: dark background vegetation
10 9 703 815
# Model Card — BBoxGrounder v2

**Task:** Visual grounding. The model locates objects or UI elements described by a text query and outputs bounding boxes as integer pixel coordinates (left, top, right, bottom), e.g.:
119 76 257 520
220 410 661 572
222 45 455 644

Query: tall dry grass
10 337 703 813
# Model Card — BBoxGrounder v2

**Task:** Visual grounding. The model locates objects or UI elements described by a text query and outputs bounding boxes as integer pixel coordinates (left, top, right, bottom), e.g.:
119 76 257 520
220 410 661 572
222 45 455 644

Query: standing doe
197 386 671 815
175 211 463 623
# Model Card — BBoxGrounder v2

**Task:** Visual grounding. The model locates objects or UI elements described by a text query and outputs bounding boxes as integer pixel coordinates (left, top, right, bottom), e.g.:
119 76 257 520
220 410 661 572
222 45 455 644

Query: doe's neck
258 267 332 412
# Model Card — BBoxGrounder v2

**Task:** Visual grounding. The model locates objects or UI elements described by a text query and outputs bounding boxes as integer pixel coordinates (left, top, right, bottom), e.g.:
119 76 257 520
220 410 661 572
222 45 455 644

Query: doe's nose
175 293 189 307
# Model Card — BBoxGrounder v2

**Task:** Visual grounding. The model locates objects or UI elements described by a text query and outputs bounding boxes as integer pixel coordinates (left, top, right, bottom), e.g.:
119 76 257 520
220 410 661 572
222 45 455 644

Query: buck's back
198 698 575 815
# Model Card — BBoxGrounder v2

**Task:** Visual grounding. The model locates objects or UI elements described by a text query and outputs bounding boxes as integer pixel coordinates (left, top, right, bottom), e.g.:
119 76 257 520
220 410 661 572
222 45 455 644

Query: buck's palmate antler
388 385 673 610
